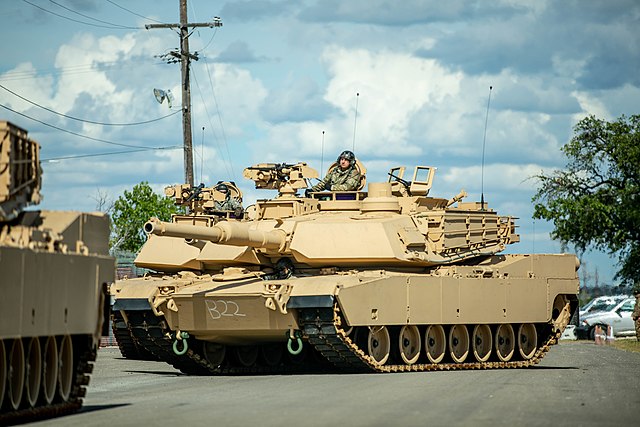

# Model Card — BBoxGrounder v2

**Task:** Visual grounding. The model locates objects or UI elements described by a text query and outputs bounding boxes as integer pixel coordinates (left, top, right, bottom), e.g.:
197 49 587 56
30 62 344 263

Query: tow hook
173 330 190 355
286 329 303 355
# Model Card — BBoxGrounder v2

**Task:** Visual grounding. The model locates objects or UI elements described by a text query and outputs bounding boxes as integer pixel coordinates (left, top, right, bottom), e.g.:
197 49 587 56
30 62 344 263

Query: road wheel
449 325 470 363
367 326 391 365
398 325 421 365
518 324 538 360
424 325 446 364
472 324 492 362
495 324 515 362
42 336 58 404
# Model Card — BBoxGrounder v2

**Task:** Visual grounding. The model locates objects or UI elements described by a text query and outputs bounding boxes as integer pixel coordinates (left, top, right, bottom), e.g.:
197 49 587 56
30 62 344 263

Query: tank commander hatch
309 150 361 193
214 183 243 216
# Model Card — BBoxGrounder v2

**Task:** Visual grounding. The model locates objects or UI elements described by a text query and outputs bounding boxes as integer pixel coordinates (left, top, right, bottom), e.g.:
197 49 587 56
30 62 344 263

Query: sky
1 0 638 287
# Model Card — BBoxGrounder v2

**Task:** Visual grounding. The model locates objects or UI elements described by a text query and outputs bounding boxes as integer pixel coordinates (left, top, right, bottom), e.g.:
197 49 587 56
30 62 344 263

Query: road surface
28 341 640 427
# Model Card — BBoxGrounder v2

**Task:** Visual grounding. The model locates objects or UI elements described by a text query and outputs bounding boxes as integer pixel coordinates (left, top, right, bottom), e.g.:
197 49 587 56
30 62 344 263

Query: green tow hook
173 331 189 356
286 330 303 356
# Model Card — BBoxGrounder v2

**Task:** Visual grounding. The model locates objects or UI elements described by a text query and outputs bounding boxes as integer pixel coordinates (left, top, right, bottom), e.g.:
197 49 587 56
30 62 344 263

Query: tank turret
0 121 114 423
142 165 518 267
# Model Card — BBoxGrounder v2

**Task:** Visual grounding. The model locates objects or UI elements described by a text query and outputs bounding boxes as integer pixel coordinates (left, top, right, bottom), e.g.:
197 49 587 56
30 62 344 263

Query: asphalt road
27 341 640 427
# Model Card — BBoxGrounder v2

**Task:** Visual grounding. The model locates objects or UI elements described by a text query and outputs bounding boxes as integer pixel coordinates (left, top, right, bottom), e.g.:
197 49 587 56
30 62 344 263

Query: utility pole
146 0 222 186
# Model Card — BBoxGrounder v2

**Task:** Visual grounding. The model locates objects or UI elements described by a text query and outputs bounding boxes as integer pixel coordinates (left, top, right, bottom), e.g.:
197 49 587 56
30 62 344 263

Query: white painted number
206 300 246 320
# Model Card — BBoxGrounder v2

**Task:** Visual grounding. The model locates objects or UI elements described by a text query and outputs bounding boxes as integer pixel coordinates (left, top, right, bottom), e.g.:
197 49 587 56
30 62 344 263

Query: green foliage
532 114 640 285
110 181 183 253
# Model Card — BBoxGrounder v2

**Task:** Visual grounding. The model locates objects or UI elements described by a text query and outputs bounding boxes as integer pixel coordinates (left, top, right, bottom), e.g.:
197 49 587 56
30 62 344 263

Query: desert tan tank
0 121 114 423
111 161 578 374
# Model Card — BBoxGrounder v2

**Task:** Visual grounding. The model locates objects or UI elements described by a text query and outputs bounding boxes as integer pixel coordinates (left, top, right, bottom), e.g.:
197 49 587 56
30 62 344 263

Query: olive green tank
111 161 578 374
0 121 114 423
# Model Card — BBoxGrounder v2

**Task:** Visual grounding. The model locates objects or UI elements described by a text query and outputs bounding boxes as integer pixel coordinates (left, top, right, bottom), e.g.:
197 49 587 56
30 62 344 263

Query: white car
578 297 636 340
579 295 629 317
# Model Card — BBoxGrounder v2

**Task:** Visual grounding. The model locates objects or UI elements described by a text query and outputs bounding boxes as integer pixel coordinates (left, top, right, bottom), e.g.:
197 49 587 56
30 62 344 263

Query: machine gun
164 182 243 216
243 162 318 196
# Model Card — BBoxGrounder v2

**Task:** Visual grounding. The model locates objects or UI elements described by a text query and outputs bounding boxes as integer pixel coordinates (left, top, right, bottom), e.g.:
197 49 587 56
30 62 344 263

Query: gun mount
164 181 243 217
243 162 318 196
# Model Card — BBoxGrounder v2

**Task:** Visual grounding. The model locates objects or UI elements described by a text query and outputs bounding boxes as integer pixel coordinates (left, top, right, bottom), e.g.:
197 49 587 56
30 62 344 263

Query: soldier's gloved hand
234 207 244 218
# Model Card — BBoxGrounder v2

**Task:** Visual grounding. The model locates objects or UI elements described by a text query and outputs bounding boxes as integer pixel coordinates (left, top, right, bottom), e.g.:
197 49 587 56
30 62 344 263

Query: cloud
214 40 268 63
261 76 338 123
416 1 640 91
220 1 293 21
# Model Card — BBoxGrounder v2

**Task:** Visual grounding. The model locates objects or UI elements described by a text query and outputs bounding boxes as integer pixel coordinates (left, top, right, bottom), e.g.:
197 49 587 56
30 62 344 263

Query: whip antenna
480 86 493 210
352 92 359 151
200 126 205 184
321 130 325 174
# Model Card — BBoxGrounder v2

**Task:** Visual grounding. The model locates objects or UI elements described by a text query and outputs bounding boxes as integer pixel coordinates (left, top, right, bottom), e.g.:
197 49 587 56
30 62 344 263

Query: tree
532 114 640 285
110 181 183 253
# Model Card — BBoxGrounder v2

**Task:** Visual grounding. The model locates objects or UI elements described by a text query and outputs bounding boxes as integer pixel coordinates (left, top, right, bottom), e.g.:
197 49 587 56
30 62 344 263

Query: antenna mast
146 0 222 186
321 130 325 174
352 92 359 151
480 85 493 210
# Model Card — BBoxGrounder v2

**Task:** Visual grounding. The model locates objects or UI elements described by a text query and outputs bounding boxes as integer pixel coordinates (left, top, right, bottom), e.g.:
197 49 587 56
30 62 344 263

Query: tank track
123 310 335 375
111 311 159 361
0 335 95 425
123 299 570 375
298 304 570 373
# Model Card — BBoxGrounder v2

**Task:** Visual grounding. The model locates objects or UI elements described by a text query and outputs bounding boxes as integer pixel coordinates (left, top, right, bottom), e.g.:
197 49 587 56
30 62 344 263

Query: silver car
579 295 629 318
578 297 636 340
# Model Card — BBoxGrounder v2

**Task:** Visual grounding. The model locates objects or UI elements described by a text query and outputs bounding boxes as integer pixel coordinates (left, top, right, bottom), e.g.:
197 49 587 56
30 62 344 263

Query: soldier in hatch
310 150 361 192
214 183 243 216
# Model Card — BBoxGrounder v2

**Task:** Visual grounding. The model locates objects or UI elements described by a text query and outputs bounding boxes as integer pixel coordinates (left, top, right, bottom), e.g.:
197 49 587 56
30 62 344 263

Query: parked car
576 297 636 340
579 295 629 318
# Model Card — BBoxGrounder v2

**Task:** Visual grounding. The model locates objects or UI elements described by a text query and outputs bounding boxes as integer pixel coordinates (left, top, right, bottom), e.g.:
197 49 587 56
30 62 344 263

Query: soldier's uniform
632 284 640 341
214 183 243 214
311 150 361 192
214 196 242 212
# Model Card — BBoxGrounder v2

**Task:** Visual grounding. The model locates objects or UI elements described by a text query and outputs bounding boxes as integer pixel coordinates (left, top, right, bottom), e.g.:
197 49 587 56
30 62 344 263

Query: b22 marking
206 300 246 320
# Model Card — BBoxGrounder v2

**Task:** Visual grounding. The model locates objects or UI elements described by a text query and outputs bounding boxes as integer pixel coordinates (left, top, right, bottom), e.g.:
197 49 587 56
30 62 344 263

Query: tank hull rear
0 211 114 423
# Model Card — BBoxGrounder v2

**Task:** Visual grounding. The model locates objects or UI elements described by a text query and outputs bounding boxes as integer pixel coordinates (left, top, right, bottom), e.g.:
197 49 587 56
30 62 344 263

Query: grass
611 338 640 353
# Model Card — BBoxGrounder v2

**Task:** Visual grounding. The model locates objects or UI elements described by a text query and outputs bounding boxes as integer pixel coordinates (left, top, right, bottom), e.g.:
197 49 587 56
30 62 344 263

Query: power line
42 147 181 162
0 103 177 150
0 58 167 83
22 0 140 30
106 0 165 24
0 83 181 126
48 0 137 29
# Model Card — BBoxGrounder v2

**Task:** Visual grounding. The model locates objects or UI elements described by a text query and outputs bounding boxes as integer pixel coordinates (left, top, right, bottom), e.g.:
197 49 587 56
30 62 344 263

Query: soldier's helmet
217 183 229 194
337 150 356 165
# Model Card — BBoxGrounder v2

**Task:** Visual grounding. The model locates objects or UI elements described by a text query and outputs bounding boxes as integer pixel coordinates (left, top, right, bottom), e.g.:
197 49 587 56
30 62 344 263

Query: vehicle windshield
618 299 636 312
586 300 620 313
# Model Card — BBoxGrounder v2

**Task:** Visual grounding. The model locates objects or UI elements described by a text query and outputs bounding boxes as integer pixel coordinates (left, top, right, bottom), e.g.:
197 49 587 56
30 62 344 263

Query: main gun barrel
144 217 287 251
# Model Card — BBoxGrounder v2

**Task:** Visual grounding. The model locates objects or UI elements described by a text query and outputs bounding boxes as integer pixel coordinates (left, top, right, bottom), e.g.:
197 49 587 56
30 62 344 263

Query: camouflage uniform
311 165 361 192
633 284 640 341
214 195 242 212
